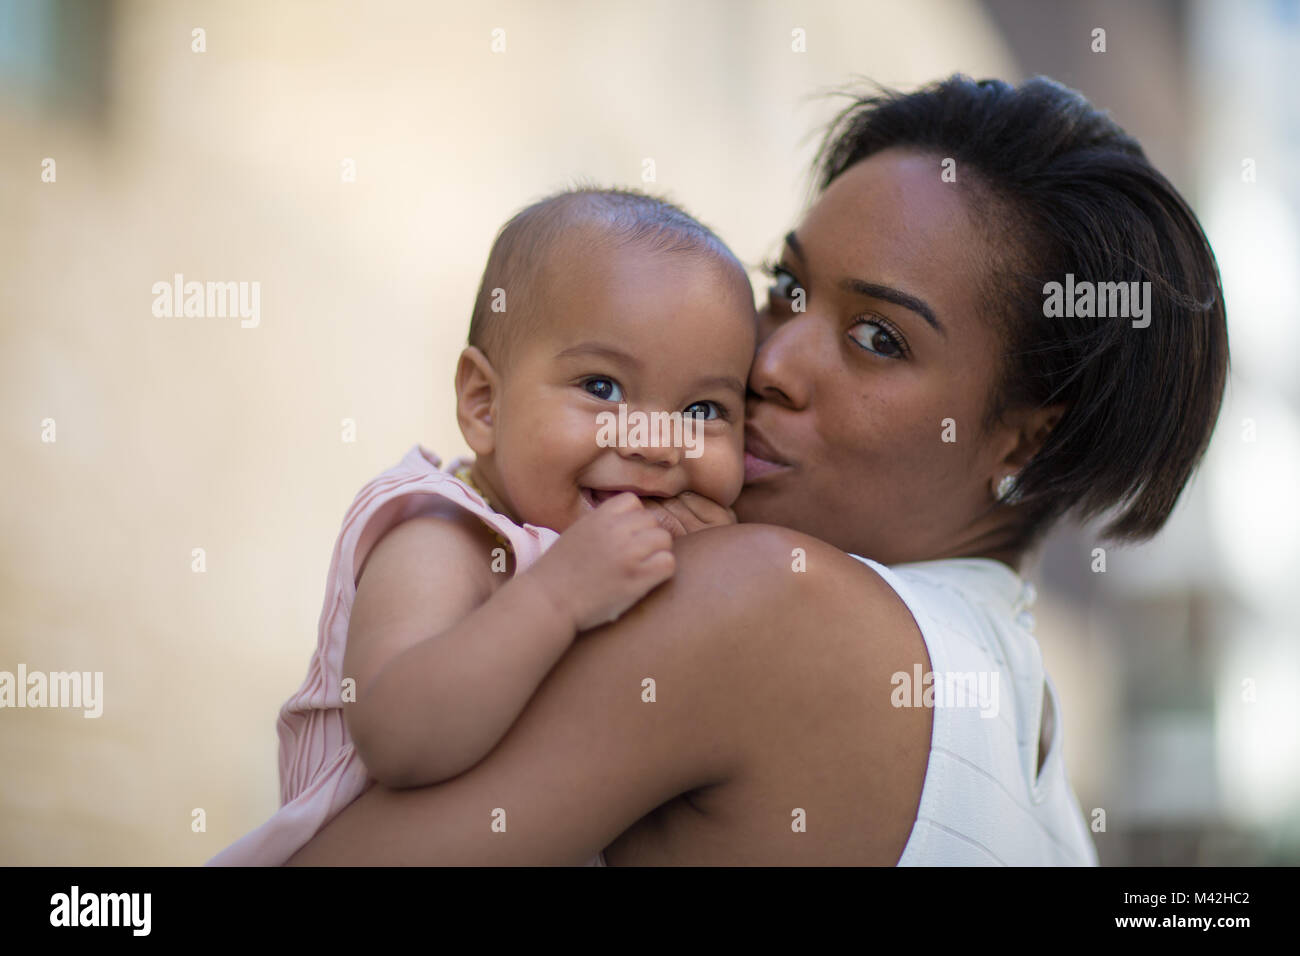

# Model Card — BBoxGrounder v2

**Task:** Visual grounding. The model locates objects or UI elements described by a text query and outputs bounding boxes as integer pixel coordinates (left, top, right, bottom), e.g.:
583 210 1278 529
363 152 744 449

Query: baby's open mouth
580 487 666 509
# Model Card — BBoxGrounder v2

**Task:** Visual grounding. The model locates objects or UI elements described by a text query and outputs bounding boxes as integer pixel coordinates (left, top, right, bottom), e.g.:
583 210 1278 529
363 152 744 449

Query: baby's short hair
467 185 746 366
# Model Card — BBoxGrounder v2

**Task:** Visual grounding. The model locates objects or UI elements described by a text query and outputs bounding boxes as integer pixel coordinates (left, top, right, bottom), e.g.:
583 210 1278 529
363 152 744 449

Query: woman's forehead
801 149 986 303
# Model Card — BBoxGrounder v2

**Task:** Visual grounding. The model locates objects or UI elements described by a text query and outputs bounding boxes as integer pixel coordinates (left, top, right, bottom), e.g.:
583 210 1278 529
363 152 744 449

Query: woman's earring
995 474 1022 504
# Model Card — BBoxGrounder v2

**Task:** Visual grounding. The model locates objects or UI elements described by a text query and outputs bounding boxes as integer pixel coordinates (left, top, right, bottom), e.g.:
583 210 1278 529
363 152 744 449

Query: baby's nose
601 406 701 467
621 438 682 467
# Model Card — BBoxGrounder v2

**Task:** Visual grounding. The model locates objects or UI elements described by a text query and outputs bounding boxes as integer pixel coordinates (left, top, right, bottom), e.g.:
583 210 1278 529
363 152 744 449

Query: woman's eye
683 401 721 421
582 377 624 402
849 320 906 359
766 264 803 303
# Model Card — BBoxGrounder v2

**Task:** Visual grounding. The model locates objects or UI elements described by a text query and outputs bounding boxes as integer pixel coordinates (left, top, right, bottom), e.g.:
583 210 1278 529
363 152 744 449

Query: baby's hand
529 493 675 632
641 491 737 538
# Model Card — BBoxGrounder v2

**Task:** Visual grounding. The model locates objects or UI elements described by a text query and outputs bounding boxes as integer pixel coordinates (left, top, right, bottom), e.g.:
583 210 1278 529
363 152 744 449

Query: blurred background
1 0 1296 865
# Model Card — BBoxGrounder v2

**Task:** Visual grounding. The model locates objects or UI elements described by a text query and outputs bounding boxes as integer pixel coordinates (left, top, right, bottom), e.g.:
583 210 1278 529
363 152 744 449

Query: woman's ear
992 402 1067 480
455 346 499 456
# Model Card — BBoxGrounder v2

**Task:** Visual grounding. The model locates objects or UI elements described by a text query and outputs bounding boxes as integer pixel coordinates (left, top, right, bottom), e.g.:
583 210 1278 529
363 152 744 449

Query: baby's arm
343 493 675 789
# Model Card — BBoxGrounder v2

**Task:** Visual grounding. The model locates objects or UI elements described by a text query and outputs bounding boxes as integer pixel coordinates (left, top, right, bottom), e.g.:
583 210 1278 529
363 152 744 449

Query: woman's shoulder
672 523 917 618
664 524 930 691
648 525 933 862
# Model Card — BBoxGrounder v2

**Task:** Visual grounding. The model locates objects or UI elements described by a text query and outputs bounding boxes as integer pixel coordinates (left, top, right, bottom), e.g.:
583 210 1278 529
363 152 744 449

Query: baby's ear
455 346 499 455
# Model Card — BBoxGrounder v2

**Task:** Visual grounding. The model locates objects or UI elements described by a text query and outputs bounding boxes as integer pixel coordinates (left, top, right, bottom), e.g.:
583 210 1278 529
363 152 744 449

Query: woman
286 75 1228 866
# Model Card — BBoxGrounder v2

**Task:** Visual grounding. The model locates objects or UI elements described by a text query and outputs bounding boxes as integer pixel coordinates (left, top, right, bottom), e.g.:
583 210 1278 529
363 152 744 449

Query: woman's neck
920 515 1031 575
969 544 1025 576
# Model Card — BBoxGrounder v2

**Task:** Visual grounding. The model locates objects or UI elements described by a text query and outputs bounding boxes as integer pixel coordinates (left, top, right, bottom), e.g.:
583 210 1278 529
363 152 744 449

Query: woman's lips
743 428 793 483
744 452 789 482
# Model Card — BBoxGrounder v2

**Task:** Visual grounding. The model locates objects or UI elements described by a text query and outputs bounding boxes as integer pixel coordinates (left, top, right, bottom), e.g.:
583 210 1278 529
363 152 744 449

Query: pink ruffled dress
207 445 606 866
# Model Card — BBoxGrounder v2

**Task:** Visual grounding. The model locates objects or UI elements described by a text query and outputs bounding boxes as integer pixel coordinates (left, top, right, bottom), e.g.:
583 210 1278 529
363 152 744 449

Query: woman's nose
748 308 814 410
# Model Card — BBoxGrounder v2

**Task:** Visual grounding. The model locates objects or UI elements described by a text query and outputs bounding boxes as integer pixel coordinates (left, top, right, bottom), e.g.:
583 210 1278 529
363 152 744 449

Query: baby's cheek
690 434 746 507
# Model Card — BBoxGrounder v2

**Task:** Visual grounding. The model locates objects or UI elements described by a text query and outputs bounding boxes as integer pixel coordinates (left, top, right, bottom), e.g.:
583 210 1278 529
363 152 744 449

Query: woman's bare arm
286 523 884 865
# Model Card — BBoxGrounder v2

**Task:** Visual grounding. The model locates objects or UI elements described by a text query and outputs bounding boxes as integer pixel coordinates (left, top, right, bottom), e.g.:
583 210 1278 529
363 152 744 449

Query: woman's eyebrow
784 231 806 262
838 278 946 338
783 230 946 339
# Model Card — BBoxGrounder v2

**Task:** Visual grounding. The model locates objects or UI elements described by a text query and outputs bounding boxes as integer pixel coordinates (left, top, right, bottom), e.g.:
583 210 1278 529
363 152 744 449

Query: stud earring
995 474 1022 504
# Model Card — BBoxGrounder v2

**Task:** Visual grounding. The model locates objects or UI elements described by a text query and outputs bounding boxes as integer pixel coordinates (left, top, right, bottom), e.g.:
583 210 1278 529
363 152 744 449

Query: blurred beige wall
0 0 1015 863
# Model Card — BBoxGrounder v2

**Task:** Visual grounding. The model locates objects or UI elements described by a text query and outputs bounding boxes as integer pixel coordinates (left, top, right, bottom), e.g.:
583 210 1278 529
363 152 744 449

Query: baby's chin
515 488 601 532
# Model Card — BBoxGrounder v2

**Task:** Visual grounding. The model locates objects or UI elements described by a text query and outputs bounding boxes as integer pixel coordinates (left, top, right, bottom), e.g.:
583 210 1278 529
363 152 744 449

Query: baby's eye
683 401 722 421
582 377 624 402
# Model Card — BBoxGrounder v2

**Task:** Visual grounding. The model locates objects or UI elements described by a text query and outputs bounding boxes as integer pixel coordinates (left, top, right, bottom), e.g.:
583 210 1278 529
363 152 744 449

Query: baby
208 187 756 866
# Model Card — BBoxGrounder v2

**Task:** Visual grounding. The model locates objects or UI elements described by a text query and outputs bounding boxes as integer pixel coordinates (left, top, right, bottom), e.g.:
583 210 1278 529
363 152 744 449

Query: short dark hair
468 185 745 367
814 74 1230 545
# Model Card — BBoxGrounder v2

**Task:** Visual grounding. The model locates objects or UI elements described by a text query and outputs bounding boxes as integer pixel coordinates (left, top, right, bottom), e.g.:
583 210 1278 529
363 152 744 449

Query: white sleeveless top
852 555 1099 866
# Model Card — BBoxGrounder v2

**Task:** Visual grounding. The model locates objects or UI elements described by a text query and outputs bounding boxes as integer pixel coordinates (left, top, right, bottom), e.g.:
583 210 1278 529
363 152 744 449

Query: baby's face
485 243 756 533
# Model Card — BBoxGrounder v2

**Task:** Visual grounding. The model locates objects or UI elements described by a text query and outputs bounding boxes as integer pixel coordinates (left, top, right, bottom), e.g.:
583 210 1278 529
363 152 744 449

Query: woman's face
736 147 1019 565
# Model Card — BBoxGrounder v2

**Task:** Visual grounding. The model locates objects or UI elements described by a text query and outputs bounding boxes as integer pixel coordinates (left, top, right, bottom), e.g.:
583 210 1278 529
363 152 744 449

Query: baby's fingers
657 492 736 535
641 498 689 537
637 548 676 588
629 524 674 558
597 491 646 515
